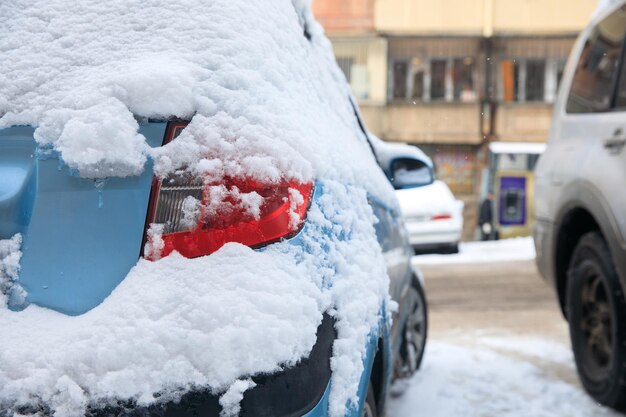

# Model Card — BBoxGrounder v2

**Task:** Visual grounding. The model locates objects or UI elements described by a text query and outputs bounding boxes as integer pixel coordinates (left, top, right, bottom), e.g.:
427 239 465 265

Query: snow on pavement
413 237 536 265
389 335 619 417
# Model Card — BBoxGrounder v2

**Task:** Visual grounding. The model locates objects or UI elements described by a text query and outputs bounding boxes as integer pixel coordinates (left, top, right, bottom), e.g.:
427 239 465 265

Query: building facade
313 0 597 240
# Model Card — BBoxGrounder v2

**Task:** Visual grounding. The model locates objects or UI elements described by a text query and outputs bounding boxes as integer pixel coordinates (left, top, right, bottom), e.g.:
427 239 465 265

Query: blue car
0 2 428 416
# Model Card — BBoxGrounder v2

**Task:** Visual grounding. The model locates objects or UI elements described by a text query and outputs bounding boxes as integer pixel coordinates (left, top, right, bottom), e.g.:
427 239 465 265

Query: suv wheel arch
555 207 601 317
555 201 626 319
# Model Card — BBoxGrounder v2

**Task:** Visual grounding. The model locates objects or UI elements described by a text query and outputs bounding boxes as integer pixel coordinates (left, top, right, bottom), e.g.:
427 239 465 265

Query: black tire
447 243 459 254
567 231 626 411
395 277 428 379
361 384 377 417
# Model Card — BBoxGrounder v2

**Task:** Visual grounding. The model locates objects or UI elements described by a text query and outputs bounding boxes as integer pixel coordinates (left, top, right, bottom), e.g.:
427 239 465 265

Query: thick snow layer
1 245 324 412
0 234 23 308
389 338 620 417
0 181 389 417
413 237 536 265
0 0 391 199
0 0 395 415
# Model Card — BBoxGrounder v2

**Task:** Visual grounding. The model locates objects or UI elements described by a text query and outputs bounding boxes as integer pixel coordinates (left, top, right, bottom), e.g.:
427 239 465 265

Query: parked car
533 1 626 411
396 180 464 254
0 2 427 416
372 140 463 254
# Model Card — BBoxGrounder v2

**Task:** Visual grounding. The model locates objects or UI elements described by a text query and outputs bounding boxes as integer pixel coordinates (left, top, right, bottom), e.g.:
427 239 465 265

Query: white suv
534 2 626 410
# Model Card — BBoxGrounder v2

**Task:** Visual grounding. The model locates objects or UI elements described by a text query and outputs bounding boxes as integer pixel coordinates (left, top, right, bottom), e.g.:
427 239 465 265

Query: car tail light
431 214 452 221
143 122 313 260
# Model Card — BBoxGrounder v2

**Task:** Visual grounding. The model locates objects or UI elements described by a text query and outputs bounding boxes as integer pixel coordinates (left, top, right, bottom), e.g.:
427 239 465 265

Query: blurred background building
313 0 597 240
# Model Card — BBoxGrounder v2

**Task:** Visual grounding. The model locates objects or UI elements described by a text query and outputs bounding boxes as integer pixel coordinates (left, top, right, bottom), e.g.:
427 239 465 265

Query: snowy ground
413 237 536 265
388 336 619 417
391 239 619 417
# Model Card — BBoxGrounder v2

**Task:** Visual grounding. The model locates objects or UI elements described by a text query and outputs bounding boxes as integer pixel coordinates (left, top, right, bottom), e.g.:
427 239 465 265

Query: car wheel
395 278 428 379
567 231 626 411
447 243 459 254
361 385 377 417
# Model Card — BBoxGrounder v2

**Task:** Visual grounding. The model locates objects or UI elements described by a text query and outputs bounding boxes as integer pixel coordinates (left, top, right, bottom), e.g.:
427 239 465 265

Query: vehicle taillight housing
143 122 313 260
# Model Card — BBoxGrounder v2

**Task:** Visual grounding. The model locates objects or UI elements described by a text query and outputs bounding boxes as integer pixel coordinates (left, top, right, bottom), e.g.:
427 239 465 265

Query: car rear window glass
566 6 626 113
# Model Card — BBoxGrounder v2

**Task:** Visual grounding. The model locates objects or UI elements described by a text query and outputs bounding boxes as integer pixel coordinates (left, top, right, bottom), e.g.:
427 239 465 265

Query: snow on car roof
0 1 394 416
369 134 433 173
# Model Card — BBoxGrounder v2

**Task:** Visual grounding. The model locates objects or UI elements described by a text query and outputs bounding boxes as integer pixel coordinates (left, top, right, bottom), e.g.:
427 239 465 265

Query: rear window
566 6 626 113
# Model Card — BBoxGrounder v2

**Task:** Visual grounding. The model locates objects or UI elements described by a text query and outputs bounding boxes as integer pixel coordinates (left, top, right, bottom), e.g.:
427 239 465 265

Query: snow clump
0 234 24 309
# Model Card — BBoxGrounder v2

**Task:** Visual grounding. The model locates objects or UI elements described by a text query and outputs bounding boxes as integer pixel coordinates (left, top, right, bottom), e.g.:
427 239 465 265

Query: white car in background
396 180 464 254
370 137 464 254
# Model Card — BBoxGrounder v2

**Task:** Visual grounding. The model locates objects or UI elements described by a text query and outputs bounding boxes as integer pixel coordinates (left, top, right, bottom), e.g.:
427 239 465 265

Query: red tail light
431 214 452 221
144 122 313 260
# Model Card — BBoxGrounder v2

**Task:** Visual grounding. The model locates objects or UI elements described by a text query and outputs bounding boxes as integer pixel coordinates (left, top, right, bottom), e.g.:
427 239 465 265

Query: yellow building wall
383 104 482 144
492 0 597 34
375 0 485 34
375 0 596 35
496 104 553 143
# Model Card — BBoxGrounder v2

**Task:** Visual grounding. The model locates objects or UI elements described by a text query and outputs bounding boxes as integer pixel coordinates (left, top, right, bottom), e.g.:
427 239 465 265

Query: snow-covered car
0 1 427 417
373 140 463 254
533 0 626 411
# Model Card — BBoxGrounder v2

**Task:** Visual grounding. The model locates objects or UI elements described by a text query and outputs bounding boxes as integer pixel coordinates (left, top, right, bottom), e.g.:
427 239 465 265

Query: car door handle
604 129 626 154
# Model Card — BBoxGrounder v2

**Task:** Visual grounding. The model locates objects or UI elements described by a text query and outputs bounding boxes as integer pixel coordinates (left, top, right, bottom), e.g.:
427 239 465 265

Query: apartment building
313 0 597 239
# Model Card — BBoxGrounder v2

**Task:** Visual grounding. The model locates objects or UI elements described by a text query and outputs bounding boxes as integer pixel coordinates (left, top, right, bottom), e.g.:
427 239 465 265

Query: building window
525 60 546 102
501 58 556 103
410 57 427 100
393 61 408 100
336 55 370 100
412 70 424 100
390 56 476 103
556 61 566 89
430 60 447 100
453 58 477 102
336 57 354 83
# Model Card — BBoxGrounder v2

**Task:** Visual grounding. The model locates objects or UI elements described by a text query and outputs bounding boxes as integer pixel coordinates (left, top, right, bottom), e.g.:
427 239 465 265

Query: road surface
388 258 620 417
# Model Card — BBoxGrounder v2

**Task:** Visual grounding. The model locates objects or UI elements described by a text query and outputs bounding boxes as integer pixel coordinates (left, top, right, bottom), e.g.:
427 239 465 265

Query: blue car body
0 114 422 416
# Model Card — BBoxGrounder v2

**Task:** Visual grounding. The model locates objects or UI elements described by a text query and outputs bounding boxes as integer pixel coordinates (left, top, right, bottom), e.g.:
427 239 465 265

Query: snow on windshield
0 0 395 415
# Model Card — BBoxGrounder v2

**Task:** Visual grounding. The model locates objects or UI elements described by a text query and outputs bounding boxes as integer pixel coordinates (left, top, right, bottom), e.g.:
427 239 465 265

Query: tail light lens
144 122 313 260
431 214 452 221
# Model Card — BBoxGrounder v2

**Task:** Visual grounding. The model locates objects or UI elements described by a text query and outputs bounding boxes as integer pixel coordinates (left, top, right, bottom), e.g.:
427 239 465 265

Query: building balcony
361 102 482 145
495 102 553 143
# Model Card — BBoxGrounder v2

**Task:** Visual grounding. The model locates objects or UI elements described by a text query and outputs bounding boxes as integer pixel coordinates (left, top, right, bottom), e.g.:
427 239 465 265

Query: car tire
395 278 428 379
567 231 626 411
361 385 377 417
447 243 459 254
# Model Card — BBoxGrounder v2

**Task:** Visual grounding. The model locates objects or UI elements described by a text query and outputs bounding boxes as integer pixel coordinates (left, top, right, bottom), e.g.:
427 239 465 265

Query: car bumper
85 316 383 417
405 221 461 247
533 218 555 285
88 314 337 417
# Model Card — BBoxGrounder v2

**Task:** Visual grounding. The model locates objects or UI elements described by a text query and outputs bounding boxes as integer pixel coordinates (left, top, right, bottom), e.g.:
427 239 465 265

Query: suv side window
615 39 626 108
567 6 626 113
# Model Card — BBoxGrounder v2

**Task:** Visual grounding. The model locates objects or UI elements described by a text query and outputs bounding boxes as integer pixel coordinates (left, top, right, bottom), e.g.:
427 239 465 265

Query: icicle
94 179 107 209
